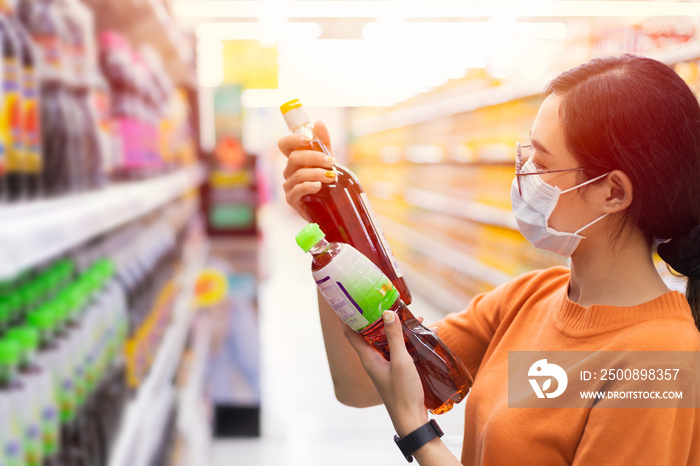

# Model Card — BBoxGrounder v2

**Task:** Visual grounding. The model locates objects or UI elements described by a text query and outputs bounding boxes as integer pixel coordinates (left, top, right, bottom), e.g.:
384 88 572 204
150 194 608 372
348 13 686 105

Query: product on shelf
0 192 200 466
0 339 26 466
281 99 412 304
296 223 472 414
6 326 50 466
0 0 197 203
0 4 24 202
98 31 192 182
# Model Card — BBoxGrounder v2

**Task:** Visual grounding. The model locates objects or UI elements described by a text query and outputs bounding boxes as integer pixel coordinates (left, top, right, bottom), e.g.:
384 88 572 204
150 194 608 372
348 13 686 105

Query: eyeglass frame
515 142 585 196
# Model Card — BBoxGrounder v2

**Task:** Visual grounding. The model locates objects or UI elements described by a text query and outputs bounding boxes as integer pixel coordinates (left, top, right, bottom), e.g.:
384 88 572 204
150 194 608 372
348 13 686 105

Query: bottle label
3 58 21 173
23 67 41 174
25 423 41 466
359 192 405 278
313 245 392 329
42 406 59 455
4 439 22 466
59 379 75 423
316 276 370 331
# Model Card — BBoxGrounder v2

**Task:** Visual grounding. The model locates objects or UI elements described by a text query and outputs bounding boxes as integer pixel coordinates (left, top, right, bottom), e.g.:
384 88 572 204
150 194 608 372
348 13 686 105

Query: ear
601 170 633 213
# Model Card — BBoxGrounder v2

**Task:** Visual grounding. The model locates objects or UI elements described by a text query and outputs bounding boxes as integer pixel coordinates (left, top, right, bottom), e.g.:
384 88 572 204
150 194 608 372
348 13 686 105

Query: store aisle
209 201 467 465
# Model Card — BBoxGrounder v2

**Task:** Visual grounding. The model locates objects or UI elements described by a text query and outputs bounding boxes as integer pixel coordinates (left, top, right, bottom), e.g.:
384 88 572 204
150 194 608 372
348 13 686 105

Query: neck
568 228 669 307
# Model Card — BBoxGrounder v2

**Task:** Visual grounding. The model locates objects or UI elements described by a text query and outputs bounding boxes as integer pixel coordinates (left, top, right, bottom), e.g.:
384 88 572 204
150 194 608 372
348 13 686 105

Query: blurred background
0 0 696 465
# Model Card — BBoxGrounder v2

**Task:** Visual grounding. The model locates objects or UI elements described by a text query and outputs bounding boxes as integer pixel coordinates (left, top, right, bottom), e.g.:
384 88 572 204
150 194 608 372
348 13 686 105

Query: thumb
383 310 410 363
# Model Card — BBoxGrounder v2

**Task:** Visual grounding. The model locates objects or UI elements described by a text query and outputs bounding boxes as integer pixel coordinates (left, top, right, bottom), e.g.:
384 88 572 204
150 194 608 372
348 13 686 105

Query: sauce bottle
281 99 412 304
0 13 24 201
4 0 41 200
296 223 472 414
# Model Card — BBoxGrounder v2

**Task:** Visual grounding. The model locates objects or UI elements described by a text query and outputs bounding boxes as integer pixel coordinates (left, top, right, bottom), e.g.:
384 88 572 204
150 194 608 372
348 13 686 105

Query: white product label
316 276 369 331
359 192 404 278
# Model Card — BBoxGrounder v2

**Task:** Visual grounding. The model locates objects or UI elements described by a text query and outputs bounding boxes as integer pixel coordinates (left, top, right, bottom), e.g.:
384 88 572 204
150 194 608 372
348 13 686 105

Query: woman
278 54 700 464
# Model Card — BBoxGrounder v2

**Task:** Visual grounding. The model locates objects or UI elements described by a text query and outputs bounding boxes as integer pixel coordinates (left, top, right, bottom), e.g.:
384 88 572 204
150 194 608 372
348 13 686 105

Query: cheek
548 193 590 232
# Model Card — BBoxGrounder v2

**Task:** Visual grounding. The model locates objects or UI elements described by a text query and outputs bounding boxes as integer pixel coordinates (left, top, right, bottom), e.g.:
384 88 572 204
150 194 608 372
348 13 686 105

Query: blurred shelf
648 40 700 66
352 76 549 137
0 164 205 280
109 238 209 466
175 312 213 466
351 40 700 138
402 187 518 230
400 262 472 315
86 0 196 86
379 216 511 288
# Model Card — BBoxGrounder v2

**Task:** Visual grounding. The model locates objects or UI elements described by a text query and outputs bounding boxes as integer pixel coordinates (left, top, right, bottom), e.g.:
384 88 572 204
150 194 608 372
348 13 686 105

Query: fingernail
383 310 395 323
311 181 321 188
325 170 336 179
324 155 335 165
300 136 311 143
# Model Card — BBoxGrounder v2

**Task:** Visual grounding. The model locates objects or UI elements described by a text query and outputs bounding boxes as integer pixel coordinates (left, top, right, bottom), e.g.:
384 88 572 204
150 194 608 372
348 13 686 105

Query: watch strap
394 419 444 463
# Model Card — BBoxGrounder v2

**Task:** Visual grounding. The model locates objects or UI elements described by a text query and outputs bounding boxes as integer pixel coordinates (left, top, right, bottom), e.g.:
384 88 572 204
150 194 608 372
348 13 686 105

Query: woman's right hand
277 121 335 220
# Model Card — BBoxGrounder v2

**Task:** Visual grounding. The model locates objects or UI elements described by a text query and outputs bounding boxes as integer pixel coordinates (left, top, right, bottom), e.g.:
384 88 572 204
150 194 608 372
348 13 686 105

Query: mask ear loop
560 171 611 194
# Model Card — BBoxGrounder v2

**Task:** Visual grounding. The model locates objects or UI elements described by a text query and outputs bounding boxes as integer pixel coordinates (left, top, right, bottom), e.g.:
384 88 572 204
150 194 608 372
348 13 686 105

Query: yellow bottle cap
280 99 302 114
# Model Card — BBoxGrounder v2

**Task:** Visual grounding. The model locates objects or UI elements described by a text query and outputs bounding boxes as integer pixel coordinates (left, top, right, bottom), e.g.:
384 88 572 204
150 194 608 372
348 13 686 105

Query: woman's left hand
344 310 429 437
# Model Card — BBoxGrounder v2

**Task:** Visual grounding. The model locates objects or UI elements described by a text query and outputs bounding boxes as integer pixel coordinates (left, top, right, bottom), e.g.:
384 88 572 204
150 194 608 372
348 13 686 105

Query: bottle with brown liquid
281 99 411 304
297 223 472 414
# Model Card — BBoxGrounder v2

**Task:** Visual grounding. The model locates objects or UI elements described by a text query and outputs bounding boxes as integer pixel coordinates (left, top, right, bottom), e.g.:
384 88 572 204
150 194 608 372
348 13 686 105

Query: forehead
531 94 566 151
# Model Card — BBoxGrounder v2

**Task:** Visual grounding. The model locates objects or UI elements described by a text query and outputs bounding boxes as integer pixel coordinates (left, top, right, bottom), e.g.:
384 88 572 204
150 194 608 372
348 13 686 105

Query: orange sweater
434 266 700 465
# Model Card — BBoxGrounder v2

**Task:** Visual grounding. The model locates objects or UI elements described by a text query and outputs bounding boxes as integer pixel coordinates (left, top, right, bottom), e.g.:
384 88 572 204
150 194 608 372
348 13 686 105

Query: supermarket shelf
402 187 518 230
352 76 549 136
109 238 209 466
379 216 511 288
648 40 700 67
87 0 195 86
400 262 472 315
176 312 213 466
0 165 205 280
352 39 700 138
145 0 196 85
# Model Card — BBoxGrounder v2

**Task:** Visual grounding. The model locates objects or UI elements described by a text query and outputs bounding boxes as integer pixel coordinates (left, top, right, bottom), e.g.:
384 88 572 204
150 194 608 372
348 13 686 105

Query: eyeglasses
515 142 584 196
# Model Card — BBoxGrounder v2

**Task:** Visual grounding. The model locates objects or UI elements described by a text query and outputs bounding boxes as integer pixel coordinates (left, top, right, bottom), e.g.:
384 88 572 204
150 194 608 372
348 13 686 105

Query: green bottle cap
0 340 20 365
100 259 115 279
53 298 70 324
380 286 400 311
27 308 54 331
0 300 10 323
60 287 83 316
296 223 326 252
6 327 39 352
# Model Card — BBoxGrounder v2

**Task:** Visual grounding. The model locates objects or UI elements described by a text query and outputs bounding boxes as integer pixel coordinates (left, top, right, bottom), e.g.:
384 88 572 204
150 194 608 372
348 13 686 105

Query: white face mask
510 159 610 257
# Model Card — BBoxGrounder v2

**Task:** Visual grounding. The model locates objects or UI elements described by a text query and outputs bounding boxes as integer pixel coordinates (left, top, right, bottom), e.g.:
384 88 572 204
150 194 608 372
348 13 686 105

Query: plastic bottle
296 223 472 414
6 327 48 466
0 339 26 466
26 310 62 466
281 99 412 304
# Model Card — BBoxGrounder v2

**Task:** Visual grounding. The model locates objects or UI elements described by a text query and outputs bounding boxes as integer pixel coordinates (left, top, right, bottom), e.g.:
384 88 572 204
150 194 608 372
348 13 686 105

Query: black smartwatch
394 419 444 463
